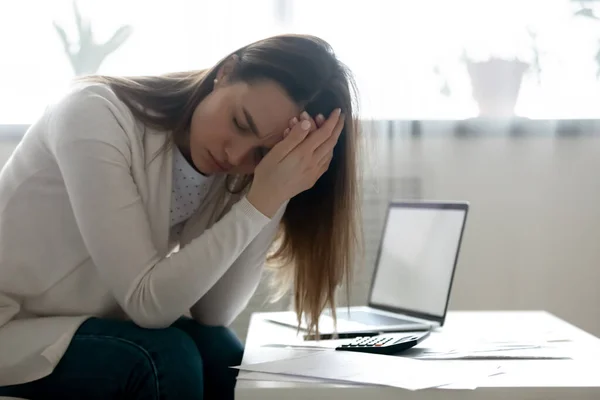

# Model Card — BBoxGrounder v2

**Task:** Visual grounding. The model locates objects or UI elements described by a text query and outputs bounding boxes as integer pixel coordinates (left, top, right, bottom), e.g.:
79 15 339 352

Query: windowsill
407 117 600 137
2 118 600 140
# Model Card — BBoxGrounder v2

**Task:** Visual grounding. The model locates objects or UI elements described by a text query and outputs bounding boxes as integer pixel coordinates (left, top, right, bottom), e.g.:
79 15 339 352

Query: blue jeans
0 317 243 399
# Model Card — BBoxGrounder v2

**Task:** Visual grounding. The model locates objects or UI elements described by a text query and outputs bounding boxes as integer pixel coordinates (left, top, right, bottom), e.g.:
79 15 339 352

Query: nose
225 138 255 166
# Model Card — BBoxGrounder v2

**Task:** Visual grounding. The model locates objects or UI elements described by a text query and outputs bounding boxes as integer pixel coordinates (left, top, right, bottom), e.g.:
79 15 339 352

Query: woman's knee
206 326 244 365
145 327 205 378
170 320 242 399
172 318 244 367
123 327 205 399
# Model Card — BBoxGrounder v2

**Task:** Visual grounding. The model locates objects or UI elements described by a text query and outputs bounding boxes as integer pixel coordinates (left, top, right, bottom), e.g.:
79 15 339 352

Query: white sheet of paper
239 347 322 367
406 346 573 360
236 370 496 390
237 371 365 385
236 350 502 390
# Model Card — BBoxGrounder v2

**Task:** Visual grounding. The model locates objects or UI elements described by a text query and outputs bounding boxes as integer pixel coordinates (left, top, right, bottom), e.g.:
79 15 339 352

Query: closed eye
233 117 251 133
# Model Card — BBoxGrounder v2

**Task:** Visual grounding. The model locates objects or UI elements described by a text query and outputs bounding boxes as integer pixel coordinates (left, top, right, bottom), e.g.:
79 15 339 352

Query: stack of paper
407 346 572 360
259 337 575 360
236 349 504 390
400 340 575 360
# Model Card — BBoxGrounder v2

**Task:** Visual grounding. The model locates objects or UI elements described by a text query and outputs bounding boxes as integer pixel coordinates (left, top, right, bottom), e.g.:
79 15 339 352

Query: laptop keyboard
330 310 416 326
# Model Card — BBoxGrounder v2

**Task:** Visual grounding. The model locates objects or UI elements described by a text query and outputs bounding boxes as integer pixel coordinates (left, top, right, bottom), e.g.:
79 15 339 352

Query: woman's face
187 77 300 175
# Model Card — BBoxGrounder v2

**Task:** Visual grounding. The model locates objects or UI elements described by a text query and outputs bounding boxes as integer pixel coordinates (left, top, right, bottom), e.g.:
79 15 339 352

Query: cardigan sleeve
47 85 272 328
190 202 286 326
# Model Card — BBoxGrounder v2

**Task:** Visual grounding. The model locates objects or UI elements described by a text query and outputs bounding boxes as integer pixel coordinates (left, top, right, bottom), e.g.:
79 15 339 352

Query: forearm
190 201 286 326
125 197 269 327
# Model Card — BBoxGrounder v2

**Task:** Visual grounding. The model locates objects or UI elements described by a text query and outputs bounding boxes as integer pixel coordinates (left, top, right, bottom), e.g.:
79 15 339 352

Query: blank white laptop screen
369 205 466 318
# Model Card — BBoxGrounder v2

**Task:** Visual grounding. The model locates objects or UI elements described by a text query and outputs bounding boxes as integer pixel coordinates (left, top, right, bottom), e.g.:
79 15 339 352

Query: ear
216 54 240 85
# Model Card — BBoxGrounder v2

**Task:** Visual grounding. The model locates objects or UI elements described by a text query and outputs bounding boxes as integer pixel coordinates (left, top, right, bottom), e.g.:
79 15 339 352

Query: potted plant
435 27 542 119
465 56 530 118
53 0 133 76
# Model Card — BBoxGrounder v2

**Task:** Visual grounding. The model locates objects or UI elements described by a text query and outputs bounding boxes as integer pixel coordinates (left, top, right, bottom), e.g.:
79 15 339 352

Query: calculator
335 331 430 355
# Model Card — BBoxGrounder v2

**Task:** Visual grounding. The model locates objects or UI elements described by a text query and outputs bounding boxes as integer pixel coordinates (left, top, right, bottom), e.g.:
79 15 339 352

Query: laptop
265 200 469 335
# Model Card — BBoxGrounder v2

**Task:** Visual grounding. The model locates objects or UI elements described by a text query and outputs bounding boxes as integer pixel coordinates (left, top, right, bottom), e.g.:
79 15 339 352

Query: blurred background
1 0 599 341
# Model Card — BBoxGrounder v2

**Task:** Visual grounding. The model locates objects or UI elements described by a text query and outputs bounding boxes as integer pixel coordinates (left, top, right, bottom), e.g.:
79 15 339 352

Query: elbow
122 275 182 329
125 308 176 329
206 315 235 328
122 291 180 329
130 315 173 330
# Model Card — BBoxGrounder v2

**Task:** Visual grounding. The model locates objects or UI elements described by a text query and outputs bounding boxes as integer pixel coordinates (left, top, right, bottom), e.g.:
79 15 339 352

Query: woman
0 34 361 399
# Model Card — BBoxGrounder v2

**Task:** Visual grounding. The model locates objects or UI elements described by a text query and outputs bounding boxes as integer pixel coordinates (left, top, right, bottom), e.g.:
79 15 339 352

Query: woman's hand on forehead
283 111 325 139
262 110 324 149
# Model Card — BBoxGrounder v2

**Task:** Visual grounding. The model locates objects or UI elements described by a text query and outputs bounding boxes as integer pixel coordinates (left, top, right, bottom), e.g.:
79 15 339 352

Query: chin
187 149 209 175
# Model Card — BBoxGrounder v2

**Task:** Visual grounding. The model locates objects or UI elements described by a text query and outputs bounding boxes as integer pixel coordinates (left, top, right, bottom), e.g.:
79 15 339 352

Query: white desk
236 311 600 399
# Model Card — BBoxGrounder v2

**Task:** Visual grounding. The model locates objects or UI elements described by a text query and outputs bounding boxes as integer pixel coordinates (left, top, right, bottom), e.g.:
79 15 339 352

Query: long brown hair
78 34 362 335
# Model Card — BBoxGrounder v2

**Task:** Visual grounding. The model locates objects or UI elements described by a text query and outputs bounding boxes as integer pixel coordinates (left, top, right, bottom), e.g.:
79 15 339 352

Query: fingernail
283 128 290 137
334 108 342 117
291 117 299 125
316 114 324 123
300 120 311 131
300 111 310 120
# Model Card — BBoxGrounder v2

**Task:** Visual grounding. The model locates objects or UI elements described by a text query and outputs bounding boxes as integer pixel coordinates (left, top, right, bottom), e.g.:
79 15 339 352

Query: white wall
0 131 598 341
363 133 600 338
239 132 600 340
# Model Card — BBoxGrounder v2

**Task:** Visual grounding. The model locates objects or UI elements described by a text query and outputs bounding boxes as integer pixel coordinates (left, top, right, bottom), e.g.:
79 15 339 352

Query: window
2 0 600 125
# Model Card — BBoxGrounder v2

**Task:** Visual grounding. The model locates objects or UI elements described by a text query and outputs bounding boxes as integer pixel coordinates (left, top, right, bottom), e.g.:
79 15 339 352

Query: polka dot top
170 146 213 228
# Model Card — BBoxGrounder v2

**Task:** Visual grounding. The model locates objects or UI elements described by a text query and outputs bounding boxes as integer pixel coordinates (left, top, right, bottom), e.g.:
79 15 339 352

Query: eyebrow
243 107 261 137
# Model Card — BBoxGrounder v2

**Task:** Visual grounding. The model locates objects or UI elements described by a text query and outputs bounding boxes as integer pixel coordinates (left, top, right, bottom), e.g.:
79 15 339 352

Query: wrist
247 185 284 218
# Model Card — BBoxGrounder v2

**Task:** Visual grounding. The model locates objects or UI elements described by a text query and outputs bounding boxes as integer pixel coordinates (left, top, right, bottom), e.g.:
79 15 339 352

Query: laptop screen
369 202 468 319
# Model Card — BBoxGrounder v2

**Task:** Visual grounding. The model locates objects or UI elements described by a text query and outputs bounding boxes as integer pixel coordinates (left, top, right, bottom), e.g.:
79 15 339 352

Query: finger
269 118 312 160
299 108 342 152
300 111 318 132
284 116 301 137
288 117 298 129
313 113 345 161
315 114 325 127
285 112 315 138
